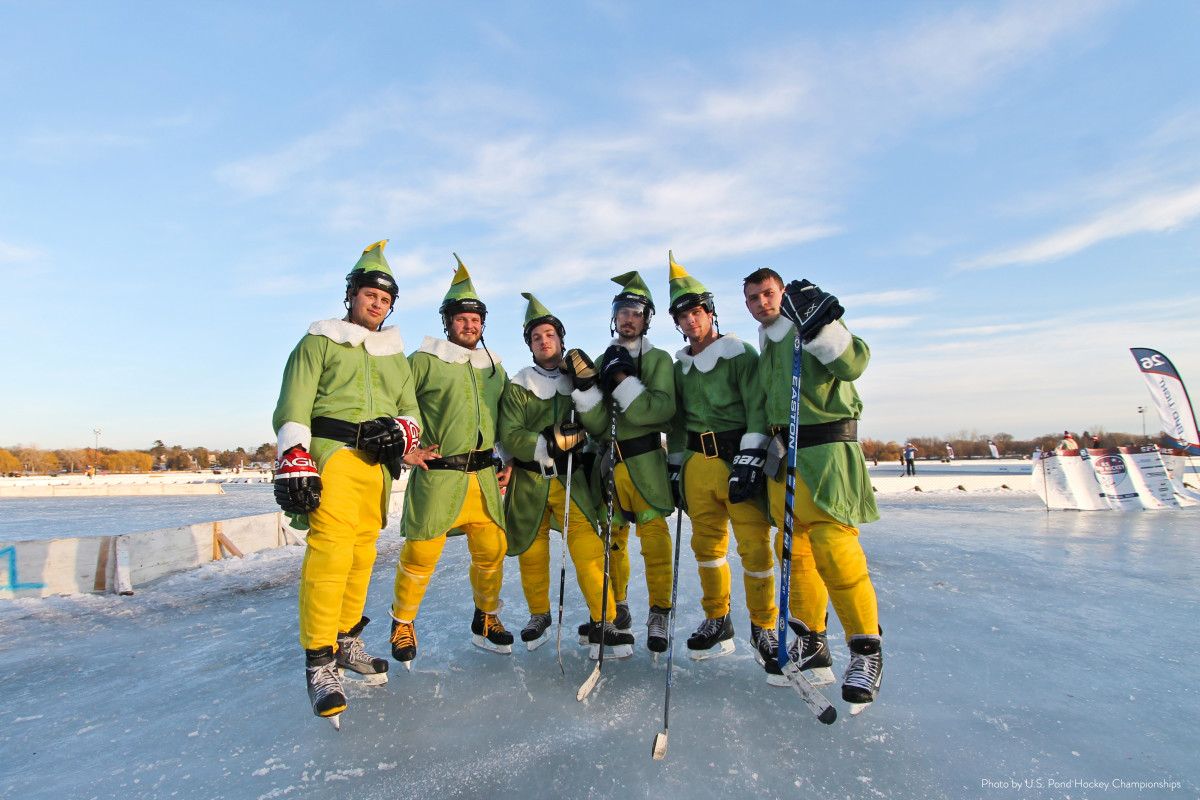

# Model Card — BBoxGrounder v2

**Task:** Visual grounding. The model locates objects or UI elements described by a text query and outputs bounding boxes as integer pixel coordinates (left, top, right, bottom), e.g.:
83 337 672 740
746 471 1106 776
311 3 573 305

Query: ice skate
576 620 592 646
520 612 552 651
842 634 883 715
389 616 417 670
645 605 670 654
787 618 834 687
336 616 389 686
613 601 633 635
587 620 635 660
471 606 514 654
305 647 346 730
749 622 785 686
686 613 735 661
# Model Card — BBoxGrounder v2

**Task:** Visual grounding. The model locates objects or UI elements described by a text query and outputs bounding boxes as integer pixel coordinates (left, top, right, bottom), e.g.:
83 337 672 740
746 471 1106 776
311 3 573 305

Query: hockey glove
727 448 767 504
779 279 844 343
598 344 636 393
359 416 421 464
561 348 599 392
668 460 683 510
543 421 587 460
274 445 322 514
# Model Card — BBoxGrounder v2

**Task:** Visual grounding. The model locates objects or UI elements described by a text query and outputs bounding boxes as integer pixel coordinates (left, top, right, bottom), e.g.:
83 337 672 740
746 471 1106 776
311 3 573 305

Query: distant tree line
0 440 278 475
860 427 1170 462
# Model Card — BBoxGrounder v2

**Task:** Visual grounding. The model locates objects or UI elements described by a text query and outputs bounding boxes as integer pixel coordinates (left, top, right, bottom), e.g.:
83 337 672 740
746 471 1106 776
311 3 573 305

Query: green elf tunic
272 318 420 530
574 337 676 523
497 365 602 556
400 336 508 541
666 333 770 502
758 315 879 527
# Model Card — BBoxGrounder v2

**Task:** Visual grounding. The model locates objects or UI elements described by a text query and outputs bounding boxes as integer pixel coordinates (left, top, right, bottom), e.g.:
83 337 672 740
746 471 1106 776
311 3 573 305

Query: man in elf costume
567 271 677 654
743 267 883 708
664 252 782 683
388 255 514 664
272 240 436 725
498 293 631 657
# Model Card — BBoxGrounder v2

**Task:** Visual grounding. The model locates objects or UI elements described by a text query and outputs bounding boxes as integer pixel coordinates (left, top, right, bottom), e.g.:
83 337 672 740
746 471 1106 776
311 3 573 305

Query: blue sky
3 0 1198 451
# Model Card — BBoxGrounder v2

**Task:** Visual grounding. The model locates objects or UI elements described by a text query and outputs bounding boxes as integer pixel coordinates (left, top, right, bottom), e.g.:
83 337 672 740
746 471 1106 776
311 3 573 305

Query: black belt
614 432 661 463
770 419 858 449
311 416 369 449
424 450 496 473
686 429 744 463
514 455 572 477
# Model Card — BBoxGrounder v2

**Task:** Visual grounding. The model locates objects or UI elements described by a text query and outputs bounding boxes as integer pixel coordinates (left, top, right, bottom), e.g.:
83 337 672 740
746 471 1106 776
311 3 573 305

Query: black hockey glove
598 344 636 393
727 448 767 504
274 445 322 514
779 279 844 343
543 421 587 460
561 348 598 392
358 416 421 464
668 460 683 510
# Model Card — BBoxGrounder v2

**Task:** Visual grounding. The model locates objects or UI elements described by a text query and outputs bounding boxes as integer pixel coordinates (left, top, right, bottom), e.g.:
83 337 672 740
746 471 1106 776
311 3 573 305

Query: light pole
93 428 101 471
1136 407 1147 439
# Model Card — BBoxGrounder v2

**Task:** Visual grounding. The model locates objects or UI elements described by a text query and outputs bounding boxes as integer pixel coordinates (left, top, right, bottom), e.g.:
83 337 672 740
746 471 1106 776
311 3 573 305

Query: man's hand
561 348 598 392
274 445 322 514
598 345 636 392
727 448 766 504
401 443 440 470
496 463 513 490
779 279 844 342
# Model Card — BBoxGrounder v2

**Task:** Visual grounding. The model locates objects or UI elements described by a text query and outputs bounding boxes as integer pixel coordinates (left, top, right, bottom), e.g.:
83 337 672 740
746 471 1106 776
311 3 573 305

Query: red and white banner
1032 445 1198 511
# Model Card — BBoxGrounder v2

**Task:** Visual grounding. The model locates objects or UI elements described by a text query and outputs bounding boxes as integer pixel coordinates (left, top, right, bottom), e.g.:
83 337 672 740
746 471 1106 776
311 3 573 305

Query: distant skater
903 443 917 476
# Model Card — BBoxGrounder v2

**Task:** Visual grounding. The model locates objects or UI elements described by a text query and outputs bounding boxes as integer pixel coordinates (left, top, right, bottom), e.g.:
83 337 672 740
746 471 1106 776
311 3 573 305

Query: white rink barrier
0 489 406 599
0 483 225 497
1032 446 1200 511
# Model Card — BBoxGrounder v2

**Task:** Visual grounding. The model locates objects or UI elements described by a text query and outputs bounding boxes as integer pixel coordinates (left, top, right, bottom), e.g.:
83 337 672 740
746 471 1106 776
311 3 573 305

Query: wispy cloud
842 289 934 307
0 240 40 262
958 181 1200 270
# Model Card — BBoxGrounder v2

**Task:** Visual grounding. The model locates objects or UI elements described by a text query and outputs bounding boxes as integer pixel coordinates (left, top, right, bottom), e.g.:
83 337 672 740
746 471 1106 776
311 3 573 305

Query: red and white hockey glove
274 445 322 514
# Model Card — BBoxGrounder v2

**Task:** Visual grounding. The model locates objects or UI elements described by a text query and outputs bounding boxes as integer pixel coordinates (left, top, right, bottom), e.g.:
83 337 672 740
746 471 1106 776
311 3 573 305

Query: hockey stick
650 505 686 759
556 409 576 676
577 399 619 701
775 326 837 725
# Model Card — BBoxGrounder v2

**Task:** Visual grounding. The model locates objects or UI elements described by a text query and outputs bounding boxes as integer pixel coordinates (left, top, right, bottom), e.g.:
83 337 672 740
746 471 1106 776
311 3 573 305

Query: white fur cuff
611 376 645 412
802 321 852 364
572 385 604 414
739 432 770 451
534 435 555 468
277 421 311 454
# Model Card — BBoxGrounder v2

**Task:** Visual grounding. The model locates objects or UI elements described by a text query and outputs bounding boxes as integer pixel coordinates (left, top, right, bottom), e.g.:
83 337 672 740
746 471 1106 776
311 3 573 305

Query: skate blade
472 635 512 655
688 640 735 661
848 701 872 716
339 668 389 687
324 713 342 731
524 630 550 651
805 666 835 687
765 673 788 688
577 634 590 647
651 732 668 760
588 643 634 661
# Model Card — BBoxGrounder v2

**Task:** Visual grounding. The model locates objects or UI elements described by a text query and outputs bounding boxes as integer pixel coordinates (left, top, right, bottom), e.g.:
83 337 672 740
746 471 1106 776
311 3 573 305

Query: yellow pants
299 449 385 651
391 475 507 621
517 480 614 621
768 472 879 640
683 453 777 628
609 462 674 609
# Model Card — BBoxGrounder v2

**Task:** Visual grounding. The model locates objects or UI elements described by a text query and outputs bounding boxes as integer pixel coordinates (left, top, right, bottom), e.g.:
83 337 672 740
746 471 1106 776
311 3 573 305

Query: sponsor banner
1131 348 1200 454
1032 445 1190 510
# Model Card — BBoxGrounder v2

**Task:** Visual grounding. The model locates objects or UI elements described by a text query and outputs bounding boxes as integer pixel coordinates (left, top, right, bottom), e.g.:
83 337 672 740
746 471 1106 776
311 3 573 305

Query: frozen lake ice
0 491 1195 799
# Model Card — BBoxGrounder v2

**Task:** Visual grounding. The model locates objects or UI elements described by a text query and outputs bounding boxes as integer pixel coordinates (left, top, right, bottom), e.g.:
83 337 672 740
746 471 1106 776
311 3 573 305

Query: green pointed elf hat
345 240 398 297
610 270 655 309
520 291 565 343
440 253 487 318
667 250 713 316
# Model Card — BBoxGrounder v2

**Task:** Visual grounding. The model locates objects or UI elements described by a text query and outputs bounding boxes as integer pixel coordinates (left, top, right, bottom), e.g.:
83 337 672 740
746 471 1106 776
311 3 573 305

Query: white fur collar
308 319 405 356
675 333 745 374
609 336 656 357
418 336 503 368
511 365 573 399
759 315 794 351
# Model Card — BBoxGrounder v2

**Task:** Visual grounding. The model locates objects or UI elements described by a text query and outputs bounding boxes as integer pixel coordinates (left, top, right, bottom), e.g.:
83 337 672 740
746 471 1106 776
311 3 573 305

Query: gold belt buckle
701 431 718 459
540 459 558 479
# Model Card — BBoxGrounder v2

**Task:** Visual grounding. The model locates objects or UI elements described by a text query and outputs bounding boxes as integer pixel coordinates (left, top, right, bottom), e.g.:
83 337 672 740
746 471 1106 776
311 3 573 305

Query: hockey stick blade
782 661 837 724
651 731 668 760
576 664 602 701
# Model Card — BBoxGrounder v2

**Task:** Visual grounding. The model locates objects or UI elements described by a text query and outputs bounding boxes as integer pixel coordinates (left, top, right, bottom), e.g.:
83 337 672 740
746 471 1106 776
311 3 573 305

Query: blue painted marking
0 545 47 590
